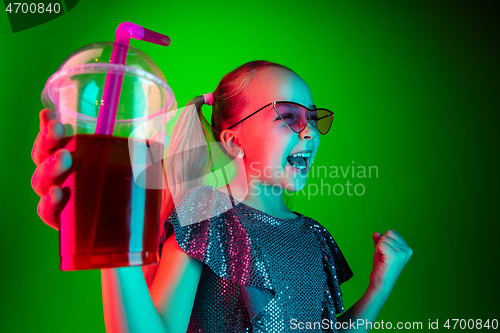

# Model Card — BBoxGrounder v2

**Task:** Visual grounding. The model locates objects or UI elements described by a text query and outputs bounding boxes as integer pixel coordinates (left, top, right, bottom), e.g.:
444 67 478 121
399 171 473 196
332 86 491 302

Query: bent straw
95 22 171 135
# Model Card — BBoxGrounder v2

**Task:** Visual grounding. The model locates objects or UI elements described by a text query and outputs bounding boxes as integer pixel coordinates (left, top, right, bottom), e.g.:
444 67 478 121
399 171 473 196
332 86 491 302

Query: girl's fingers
376 231 411 254
385 230 412 256
376 238 397 262
372 232 382 247
40 108 56 131
387 229 410 247
37 186 63 231
32 118 66 165
382 230 406 248
31 148 72 197
375 233 400 250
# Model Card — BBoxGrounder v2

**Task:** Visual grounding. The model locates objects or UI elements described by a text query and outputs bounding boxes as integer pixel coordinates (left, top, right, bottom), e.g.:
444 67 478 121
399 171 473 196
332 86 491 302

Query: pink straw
95 22 171 135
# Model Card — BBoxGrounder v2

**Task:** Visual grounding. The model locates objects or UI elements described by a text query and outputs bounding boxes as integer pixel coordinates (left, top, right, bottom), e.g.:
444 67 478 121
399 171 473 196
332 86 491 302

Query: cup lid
41 41 176 119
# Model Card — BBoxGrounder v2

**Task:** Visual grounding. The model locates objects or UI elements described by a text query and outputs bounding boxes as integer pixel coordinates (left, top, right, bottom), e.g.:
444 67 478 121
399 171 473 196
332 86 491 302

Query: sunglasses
226 101 334 135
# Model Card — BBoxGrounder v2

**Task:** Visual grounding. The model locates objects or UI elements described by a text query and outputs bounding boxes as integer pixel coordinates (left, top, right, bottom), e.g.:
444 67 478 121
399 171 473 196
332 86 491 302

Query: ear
220 129 243 159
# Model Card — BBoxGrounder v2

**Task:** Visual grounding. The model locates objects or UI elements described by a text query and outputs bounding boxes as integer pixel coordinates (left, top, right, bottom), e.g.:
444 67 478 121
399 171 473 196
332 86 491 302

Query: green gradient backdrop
1 0 498 331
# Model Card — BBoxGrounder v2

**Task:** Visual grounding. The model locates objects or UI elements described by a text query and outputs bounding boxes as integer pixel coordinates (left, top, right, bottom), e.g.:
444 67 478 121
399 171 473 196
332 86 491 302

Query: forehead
248 66 314 109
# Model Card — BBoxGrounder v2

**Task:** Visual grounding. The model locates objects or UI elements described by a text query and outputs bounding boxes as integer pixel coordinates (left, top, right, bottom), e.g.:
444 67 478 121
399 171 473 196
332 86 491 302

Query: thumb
373 232 382 247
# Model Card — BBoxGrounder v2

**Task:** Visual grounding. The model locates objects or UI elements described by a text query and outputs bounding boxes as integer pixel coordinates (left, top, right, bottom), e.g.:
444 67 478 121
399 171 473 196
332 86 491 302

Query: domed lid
41 41 175 117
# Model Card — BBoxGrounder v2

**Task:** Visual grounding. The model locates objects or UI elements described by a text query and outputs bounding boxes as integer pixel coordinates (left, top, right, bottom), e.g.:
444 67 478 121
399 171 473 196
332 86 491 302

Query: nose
299 119 318 140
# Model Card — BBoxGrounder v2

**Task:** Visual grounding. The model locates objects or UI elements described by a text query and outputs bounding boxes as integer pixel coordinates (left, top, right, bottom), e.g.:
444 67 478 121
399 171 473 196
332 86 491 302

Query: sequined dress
158 185 353 332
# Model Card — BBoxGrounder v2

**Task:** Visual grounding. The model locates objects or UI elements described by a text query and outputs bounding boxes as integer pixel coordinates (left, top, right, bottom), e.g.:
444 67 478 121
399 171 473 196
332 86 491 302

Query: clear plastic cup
41 42 177 271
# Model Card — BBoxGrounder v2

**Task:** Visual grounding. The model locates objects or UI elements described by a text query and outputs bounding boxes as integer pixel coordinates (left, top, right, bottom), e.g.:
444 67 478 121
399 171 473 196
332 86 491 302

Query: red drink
59 134 164 270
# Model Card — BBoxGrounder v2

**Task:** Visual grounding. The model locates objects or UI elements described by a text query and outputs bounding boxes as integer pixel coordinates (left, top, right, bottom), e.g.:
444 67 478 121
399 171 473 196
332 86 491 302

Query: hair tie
203 92 213 106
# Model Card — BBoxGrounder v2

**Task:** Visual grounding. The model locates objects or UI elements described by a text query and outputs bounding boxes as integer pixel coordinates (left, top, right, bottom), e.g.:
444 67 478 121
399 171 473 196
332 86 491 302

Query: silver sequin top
158 185 353 332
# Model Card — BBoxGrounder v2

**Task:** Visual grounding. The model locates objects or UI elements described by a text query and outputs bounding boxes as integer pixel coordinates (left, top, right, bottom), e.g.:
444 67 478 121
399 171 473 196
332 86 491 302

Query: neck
245 182 291 215
219 160 293 218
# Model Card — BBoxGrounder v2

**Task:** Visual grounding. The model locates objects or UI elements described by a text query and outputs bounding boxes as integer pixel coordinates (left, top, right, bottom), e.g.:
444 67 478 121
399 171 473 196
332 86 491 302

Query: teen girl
31 60 412 332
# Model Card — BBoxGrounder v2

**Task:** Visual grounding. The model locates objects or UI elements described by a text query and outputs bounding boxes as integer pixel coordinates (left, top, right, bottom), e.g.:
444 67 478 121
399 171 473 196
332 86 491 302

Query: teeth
290 152 311 158
288 151 310 170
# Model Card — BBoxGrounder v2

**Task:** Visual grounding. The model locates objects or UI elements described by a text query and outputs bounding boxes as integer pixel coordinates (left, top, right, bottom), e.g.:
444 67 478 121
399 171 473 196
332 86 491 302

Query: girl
31 60 412 332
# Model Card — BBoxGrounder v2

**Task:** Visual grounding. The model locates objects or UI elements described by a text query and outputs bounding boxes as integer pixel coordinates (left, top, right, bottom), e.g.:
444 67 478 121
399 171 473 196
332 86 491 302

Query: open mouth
286 152 311 170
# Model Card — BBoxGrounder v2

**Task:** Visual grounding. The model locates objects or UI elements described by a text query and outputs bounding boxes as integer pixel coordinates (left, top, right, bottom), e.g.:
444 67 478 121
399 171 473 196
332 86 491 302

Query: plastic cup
41 42 177 270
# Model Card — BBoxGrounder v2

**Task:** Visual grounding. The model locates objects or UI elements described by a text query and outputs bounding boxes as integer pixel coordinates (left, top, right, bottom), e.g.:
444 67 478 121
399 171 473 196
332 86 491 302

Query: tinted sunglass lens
316 109 333 134
275 104 309 132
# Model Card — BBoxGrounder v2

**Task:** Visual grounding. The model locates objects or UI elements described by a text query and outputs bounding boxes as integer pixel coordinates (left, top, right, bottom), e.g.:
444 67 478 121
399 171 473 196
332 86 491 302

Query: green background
1 0 498 331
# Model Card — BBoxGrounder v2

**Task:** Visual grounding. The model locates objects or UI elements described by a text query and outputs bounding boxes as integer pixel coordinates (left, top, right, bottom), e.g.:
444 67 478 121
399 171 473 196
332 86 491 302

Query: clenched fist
369 230 413 295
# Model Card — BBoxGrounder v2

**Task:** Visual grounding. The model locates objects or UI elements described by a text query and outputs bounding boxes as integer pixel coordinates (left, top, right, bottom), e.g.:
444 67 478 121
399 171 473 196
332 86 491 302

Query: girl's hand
369 230 413 296
31 109 72 231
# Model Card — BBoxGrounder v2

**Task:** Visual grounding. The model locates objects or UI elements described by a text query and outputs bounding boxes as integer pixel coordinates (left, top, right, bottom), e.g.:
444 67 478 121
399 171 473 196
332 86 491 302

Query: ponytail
143 95 222 288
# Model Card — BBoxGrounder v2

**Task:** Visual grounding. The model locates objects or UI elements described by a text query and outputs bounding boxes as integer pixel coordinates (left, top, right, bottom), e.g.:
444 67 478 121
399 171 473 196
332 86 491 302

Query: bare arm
101 267 167 333
150 232 204 332
101 230 204 333
336 285 389 333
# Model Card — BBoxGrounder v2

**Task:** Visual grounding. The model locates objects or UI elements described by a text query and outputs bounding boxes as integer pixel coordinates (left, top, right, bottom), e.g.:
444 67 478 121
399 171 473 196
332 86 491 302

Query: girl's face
237 67 320 192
